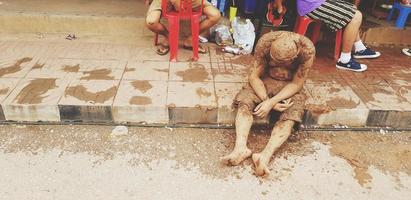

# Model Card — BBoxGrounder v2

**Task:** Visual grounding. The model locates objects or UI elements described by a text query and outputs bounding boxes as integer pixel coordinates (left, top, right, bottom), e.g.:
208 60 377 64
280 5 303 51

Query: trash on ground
111 126 128 136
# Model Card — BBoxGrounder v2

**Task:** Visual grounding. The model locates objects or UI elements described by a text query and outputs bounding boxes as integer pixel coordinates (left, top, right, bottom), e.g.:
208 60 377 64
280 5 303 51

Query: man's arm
253 36 315 118
269 36 315 105
249 32 282 101
249 62 268 101
268 56 314 105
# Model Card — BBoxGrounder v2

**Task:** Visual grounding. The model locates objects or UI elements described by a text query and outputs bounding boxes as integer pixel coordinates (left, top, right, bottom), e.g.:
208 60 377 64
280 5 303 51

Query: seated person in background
277 0 381 72
145 0 221 55
221 31 315 177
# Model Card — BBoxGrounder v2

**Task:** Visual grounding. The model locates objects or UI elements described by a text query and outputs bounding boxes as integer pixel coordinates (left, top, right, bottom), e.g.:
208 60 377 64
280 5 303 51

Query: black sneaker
336 58 367 72
353 47 381 59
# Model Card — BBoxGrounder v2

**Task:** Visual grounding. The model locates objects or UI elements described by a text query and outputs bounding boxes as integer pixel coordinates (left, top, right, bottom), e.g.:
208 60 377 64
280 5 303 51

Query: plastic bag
210 24 233 46
231 17 255 54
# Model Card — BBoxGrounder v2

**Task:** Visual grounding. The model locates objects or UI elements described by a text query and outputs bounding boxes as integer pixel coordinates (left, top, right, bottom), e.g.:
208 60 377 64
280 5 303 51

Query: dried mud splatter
32 62 45 69
196 88 212 98
62 64 80 73
313 132 411 187
176 63 209 82
81 69 114 80
15 78 57 104
326 97 360 109
0 88 9 95
129 96 152 105
65 85 117 104
0 57 32 77
131 80 152 93
125 67 135 72
154 68 169 73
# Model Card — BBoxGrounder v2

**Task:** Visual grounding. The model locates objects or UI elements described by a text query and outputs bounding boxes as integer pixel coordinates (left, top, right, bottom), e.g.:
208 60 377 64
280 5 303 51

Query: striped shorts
306 0 357 31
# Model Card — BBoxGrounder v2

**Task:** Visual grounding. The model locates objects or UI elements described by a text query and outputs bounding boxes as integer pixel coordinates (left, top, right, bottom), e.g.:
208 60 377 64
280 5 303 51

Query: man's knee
238 103 253 115
273 120 295 131
145 12 161 28
205 7 221 23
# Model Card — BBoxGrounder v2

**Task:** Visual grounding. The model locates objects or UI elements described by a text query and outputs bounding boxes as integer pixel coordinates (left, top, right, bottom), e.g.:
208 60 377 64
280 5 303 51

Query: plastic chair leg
311 22 322 44
387 8 395 21
168 18 180 62
191 16 200 61
334 30 343 60
395 11 411 29
295 19 310 35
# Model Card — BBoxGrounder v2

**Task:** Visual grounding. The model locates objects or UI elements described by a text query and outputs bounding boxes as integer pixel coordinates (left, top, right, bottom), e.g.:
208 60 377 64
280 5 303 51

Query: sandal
183 44 208 54
155 44 170 56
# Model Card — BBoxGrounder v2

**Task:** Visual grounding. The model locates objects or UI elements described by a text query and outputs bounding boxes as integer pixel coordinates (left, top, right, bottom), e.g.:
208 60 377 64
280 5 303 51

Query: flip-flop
155 44 170 56
183 44 208 54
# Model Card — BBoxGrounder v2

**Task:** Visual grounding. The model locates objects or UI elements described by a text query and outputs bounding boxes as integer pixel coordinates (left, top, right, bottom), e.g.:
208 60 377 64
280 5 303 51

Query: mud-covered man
221 31 315 177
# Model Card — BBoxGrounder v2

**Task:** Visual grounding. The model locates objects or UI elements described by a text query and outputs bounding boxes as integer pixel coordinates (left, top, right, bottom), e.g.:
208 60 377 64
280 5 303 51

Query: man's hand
273 99 294 112
145 0 151 6
253 100 275 118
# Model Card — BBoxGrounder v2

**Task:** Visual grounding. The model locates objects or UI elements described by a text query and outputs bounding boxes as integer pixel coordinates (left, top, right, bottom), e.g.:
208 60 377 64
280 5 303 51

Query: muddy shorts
234 78 307 123
147 0 212 14
306 0 356 31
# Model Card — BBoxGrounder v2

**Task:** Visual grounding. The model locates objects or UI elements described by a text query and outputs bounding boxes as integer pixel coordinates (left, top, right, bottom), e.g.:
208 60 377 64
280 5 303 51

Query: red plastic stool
294 16 343 60
154 0 203 62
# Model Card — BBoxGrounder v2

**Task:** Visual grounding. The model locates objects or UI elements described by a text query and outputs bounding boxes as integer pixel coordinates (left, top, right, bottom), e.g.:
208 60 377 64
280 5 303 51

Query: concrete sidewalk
0 38 410 128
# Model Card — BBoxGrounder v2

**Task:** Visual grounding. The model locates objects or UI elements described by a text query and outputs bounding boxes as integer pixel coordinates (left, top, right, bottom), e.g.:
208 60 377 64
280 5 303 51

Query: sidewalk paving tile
2 78 70 122
112 80 168 124
58 79 120 122
215 82 244 124
122 60 169 81
169 62 213 82
167 81 217 124
304 79 369 127
131 47 170 62
173 48 211 63
0 56 37 78
0 78 21 120
211 62 249 83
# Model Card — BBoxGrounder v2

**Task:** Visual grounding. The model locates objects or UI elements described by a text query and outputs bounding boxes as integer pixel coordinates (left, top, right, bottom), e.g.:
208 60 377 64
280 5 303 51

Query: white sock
354 40 367 52
339 52 351 63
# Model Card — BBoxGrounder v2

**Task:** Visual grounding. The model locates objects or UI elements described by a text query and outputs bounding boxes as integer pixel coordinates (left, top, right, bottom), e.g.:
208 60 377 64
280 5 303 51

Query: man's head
269 37 299 66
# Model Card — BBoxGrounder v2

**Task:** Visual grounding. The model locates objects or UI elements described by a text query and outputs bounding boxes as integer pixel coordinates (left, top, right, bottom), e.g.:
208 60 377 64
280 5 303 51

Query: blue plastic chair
387 2 411 29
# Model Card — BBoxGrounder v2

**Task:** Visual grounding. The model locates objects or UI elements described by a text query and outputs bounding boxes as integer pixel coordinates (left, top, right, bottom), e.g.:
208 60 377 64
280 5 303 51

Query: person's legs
221 105 253 165
145 9 170 54
183 5 221 51
252 120 295 177
341 10 362 55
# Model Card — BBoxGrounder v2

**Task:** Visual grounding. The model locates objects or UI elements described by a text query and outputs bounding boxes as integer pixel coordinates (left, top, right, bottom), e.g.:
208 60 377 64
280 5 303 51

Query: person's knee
206 7 221 23
238 103 253 115
352 10 362 24
145 13 160 29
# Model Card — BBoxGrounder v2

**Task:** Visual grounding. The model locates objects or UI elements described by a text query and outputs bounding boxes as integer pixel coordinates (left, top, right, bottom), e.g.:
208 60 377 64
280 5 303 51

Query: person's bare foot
252 153 271 177
221 148 252 166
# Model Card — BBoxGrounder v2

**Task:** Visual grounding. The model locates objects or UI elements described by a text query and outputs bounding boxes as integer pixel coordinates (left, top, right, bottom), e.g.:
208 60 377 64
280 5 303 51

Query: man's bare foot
221 148 252 166
252 153 271 177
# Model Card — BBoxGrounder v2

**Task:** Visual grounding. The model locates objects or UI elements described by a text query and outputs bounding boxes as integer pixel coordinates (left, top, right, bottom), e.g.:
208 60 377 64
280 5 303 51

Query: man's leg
183 5 221 48
221 105 253 166
252 120 295 177
145 10 169 54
